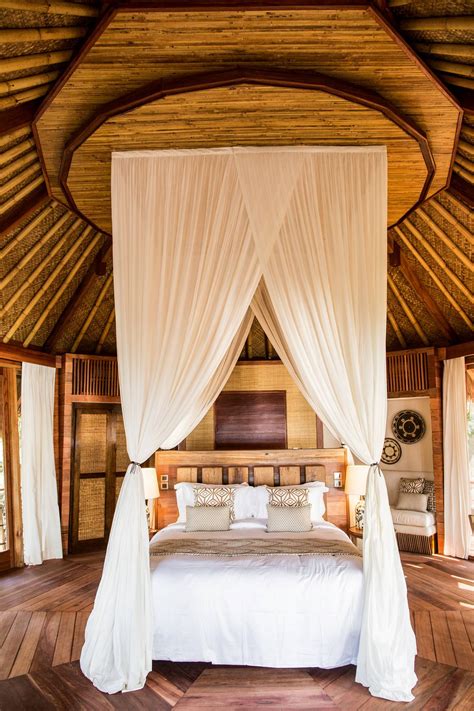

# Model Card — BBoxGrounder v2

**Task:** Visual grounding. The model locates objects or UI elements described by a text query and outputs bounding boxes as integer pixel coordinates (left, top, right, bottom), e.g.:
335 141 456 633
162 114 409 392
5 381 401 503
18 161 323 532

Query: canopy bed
80 146 417 702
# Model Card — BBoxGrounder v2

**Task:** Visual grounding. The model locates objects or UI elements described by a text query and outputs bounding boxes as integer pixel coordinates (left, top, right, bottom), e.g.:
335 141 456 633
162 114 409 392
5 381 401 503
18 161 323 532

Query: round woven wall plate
381 437 402 465
392 410 426 444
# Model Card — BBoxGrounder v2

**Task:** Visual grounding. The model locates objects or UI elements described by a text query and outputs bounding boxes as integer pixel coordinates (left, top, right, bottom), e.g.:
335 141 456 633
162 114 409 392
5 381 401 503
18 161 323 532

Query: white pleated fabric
443 357 470 559
251 148 417 701
20 363 62 566
80 151 261 693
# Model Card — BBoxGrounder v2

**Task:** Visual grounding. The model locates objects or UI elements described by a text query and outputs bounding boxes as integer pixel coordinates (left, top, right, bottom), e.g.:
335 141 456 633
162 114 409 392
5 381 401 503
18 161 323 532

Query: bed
149 517 363 669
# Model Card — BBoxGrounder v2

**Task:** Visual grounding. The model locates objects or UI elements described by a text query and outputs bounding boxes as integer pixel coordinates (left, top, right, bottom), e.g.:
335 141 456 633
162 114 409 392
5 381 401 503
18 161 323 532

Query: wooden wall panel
215 391 287 450
430 358 445 553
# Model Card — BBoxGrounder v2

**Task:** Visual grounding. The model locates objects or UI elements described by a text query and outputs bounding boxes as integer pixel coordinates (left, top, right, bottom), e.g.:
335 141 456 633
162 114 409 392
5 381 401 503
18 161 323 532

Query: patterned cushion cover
266 504 312 532
266 486 309 507
396 492 428 512
185 505 230 532
399 477 425 494
423 480 436 512
194 485 236 521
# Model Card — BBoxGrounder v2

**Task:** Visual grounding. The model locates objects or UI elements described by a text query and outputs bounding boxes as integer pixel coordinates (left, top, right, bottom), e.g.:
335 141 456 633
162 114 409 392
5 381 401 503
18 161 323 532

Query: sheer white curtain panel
20 363 62 566
251 148 417 702
80 150 261 693
443 357 470 559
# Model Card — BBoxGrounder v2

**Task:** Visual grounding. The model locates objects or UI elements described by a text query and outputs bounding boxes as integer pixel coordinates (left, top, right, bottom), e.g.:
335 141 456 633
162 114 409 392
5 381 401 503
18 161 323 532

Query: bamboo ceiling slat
462 126 474 141
0 173 43 214
0 84 49 109
71 272 112 352
0 69 60 95
0 49 73 73
0 26 87 42
23 231 102 347
439 74 474 90
95 306 114 354
455 153 474 173
388 273 429 346
453 162 474 183
429 59 474 79
387 307 407 349
0 161 40 197
417 208 472 270
0 148 36 180
1 217 84 314
403 219 473 303
415 43 474 61
0 126 30 148
394 226 473 331
431 199 473 245
0 136 35 166
0 202 53 258
2 211 70 287
458 140 474 160
398 17 474 32
0 1 98 17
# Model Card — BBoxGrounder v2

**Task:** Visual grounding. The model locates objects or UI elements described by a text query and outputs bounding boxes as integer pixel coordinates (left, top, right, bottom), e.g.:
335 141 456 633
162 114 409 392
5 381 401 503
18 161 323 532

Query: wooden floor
0 551 472 710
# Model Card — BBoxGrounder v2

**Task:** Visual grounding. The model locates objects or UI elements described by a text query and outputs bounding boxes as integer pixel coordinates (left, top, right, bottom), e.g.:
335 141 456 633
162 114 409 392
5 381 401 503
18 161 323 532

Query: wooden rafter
415 43 474 62
387 274 429 345
0 85 50 110
2 211 71 288
0 71 60 97
0 162 41 199
394 226 473 331
23 232 102 347
403 220 473 302
72 273 113 352
0 136 35 166
1 219 87 318
0 27 87 43
416 207 472 269
0 50 74 74
96 307 115 354
1 202 54 259
44 239 112 351
435 194 473 233
0 149 37 180
0 105 37 138
0 183 47 234
0 342 59 368
0 1 98 17
387 306 407 349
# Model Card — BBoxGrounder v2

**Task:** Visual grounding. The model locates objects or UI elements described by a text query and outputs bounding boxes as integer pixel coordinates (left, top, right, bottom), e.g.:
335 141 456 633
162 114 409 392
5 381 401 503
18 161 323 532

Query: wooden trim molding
58 67 435 233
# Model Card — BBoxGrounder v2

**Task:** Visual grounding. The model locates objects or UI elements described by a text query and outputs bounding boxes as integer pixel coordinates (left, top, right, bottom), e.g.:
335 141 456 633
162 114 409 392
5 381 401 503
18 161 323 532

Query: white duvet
149 519 363 668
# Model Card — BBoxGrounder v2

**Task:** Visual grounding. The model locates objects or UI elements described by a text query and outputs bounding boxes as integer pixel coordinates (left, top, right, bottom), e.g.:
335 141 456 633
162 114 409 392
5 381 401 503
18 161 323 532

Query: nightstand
348 527 363 546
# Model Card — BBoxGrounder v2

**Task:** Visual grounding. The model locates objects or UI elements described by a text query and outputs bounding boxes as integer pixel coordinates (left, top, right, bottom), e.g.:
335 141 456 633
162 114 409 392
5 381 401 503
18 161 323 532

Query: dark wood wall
215 391 287 450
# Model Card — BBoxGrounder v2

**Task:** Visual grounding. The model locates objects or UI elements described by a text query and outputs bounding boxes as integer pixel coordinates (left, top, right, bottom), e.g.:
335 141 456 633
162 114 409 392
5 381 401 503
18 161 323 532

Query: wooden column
429 355 444 553
4 368 23 568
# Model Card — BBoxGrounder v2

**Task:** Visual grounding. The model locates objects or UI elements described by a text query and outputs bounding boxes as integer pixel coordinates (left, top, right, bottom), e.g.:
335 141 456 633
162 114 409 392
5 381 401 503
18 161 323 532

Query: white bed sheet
149 519 363 669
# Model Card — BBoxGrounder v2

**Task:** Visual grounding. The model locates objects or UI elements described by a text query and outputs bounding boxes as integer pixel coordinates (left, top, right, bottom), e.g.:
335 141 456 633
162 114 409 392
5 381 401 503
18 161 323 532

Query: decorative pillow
267 486 309 507
423 480 436 512
396 492 428 512
185 505 230 532
266 504 312 532
194 485 236 521
175 482 251 522
255 483 327 521
399 477 425 494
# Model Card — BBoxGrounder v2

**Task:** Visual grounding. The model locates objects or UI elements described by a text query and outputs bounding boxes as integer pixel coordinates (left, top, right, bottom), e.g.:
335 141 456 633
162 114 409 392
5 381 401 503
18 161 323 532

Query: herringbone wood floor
0 551 472 710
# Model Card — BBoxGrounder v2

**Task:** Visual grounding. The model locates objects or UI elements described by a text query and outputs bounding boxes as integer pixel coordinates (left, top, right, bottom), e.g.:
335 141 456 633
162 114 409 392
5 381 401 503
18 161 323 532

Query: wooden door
70 405 128 553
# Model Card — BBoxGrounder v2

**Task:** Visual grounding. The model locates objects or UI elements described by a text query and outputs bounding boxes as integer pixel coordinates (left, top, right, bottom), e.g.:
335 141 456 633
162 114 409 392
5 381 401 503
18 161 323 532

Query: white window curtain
80 150 261 693
20 363 62 566
443 357 470 559
251 148 417 702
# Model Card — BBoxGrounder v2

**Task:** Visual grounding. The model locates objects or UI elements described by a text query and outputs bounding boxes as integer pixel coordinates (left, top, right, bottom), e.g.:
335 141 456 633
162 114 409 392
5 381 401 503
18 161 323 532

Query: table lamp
142 467 160 530
345 465 369 529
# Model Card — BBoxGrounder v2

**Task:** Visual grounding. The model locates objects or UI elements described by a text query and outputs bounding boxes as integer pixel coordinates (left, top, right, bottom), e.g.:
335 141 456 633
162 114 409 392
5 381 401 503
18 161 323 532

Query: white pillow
255 482 328 521
175 482 255 522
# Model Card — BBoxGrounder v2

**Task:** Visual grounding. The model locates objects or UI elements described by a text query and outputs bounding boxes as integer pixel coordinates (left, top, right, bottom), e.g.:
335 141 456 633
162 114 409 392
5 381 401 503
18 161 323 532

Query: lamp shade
142 467 159 500
344 465 369 496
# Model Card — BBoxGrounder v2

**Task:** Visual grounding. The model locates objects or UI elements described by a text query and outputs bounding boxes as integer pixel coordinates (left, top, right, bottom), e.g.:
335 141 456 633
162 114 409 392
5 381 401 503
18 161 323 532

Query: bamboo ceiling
0 0 472 357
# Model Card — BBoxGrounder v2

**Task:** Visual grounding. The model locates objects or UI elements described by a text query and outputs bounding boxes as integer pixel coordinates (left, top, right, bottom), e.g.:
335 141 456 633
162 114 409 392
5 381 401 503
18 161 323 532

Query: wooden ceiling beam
71 273 113 352
96 306 115 354
0 342 59 368
44 238 112 351
0 0 98 17
443 341 474 360
387 306 407 349
23 232 102 347
394 226 473 331
397 251 456 342
0 183 48 235
387 274 430 346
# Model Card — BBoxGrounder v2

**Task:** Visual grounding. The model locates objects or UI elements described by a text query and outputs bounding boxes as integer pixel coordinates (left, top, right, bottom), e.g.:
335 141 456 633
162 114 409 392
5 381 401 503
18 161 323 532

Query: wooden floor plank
30 611 61 673
70 609 89 662
0 611 31 681
0 610 17 647
461 610 474 651
9 611 46 678
52 612 75 667
431 612 457 667
446 611 474 672
414 610 436 661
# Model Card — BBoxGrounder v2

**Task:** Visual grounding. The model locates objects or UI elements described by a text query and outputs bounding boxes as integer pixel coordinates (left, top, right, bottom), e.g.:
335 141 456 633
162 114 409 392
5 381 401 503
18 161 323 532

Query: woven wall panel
78 478 105 541
115 475 124 502
115 415 128 472
79 413 106 473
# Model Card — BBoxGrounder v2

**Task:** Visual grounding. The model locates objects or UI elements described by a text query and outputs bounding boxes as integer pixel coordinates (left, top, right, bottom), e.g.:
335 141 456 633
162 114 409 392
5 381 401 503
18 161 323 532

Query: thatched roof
0 0 472 356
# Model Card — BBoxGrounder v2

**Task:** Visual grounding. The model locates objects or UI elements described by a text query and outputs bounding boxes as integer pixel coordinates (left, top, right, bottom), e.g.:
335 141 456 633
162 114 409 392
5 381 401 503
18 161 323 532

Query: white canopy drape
82 146 416 702
443 357 470 559
21 363 62 566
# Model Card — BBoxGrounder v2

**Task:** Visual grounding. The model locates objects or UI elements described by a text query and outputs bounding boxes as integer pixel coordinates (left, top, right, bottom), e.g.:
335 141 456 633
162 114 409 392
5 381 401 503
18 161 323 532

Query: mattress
149 519 364 668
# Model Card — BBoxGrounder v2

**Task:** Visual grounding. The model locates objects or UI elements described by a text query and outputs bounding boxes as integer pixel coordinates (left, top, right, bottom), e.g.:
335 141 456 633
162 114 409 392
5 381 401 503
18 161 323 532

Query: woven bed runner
150 536 361 558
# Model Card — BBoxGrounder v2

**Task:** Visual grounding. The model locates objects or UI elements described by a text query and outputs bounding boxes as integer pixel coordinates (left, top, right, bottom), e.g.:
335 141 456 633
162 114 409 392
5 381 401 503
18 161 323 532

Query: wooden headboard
154 448 349 531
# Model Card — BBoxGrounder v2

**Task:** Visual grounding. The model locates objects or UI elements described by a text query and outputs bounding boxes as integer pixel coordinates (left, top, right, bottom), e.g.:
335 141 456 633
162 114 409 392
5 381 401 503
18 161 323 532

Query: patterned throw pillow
399 477 425 494
194 486 236 521
185 505 230 532
423 480 436 512
266 487 309 507
266 504 312 532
